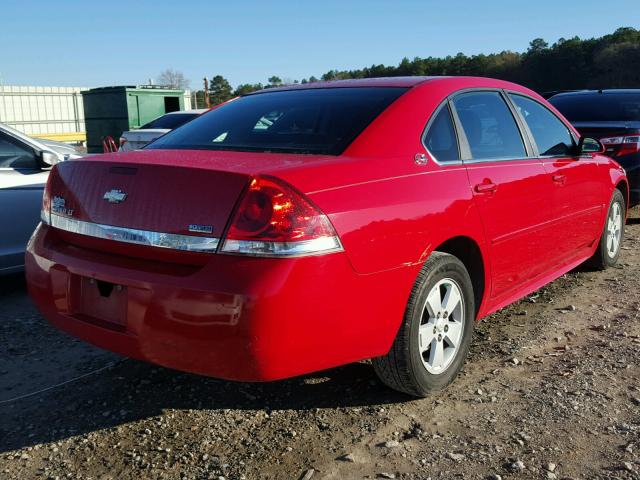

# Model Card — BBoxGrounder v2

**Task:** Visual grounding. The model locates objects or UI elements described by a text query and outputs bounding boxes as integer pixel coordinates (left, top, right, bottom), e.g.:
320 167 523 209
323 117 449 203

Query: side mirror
578 137 605 155
40 150 61 167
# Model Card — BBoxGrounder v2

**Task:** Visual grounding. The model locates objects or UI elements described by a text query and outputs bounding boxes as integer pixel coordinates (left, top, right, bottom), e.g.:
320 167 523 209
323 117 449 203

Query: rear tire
373 252 475 397
588 189 625 270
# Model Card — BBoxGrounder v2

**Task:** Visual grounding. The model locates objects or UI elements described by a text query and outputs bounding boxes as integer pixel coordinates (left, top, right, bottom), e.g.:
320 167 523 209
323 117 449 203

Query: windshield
140 112 201 130
147 87 408 155
549 93 640 122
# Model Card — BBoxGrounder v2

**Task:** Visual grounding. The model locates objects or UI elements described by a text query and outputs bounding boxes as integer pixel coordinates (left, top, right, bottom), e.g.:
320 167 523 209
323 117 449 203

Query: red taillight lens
621 136 640 156
221 177 342 256
234 188 275 236
600 135 640 156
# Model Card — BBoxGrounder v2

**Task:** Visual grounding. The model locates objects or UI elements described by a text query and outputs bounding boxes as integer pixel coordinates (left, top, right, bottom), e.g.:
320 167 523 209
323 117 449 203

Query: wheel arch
615 179 630 212
433 235 488 318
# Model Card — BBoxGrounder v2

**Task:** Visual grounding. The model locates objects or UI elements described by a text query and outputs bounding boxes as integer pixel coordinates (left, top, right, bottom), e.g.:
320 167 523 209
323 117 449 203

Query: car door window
510 94 575 156
423 105 460 162
453 92 526 160
0 133 38 169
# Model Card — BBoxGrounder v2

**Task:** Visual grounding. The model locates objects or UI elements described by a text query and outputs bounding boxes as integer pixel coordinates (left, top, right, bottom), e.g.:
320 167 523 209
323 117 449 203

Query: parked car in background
119 109 207 151
0 123 82 274
549 89 640 206
27 77 628 396
540 89 582 100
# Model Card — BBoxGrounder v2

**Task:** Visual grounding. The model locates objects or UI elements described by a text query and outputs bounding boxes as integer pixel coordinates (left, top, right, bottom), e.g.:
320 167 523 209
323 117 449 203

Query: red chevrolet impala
26 77 628 396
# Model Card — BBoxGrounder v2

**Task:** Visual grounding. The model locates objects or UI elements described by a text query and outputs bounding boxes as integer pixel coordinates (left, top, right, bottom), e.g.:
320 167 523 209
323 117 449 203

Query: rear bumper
26 224 413 381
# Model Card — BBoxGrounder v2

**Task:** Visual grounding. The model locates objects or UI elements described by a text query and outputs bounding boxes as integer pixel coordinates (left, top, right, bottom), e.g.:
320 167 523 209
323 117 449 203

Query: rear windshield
141 112 200 130
147 87 407 155
549 93 640 122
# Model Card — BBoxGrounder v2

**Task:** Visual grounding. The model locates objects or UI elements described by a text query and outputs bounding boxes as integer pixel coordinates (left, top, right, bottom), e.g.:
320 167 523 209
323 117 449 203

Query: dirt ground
1 210 639 480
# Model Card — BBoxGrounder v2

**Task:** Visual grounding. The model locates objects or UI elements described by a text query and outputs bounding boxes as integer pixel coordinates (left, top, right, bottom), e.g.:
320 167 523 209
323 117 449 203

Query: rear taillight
221 176 342 257
600 135 640 156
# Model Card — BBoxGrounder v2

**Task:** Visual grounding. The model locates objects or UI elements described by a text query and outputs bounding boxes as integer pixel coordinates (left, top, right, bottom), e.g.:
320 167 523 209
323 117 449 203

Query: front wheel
588 189 625 270
373 252 475 397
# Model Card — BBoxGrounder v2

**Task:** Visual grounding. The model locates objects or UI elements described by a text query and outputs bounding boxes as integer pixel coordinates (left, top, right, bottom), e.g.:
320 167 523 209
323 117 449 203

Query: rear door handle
552 174 567 185
474 182 498 194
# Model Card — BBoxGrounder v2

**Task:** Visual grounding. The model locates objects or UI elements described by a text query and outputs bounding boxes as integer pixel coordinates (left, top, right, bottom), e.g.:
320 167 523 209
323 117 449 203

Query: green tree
267 76 283 87
207 27 640 98
209 75 233 105
308 27 640 93
528 38 549 53
234 83 263 96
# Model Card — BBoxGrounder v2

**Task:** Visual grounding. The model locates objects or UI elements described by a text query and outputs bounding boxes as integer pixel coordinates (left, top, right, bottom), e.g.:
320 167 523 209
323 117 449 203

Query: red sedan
26 77 628 396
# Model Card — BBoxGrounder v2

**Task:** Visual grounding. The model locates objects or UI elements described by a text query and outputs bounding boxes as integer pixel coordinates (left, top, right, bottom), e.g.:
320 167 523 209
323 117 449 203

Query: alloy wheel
606 201 623 258
418 278 466 374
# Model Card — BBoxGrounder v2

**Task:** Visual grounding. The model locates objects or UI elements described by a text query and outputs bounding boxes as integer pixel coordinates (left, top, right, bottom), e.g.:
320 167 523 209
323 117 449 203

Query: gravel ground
1 210 639 480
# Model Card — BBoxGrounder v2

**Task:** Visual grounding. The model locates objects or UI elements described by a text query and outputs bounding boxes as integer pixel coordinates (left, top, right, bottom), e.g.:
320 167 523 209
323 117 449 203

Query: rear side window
423 105 460 162
550 93 640 122
140 113 200 130
453 92 526 160
147 87 408 155
510 95 575 156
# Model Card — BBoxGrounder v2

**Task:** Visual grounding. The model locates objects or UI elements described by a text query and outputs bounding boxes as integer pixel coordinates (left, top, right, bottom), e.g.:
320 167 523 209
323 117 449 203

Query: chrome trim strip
49 214 219 252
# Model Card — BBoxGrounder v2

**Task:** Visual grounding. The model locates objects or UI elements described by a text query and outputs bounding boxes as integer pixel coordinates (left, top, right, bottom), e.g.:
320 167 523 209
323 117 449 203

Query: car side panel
541 156 603 264
307 162 485 274
603 155 631 208
464 159 555 299
0 169 47 272
485 154 626 316
291 158 494 325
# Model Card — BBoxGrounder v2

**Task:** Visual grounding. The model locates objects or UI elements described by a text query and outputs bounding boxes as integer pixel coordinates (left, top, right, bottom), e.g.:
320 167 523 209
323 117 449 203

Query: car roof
246 76 535 97
247 76 441 94
164 109 208 115
552 89 640 99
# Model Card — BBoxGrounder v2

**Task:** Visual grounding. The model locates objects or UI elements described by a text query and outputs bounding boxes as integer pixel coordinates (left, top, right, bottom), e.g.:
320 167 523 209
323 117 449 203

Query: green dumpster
82 86 186 153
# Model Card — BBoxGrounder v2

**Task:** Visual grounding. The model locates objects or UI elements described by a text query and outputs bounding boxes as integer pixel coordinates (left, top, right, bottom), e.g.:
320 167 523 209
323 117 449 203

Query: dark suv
549 89 640 206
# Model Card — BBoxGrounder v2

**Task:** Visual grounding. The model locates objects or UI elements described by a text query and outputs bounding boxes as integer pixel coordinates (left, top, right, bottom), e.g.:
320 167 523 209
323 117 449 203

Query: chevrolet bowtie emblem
103 189 128 204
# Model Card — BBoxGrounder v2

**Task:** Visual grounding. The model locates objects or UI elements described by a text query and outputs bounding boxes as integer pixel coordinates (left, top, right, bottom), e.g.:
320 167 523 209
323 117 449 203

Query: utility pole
203 77 211 108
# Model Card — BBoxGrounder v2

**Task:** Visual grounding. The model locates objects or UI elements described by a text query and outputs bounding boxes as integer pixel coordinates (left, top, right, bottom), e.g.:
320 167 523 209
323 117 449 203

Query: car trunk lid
46 158 250 258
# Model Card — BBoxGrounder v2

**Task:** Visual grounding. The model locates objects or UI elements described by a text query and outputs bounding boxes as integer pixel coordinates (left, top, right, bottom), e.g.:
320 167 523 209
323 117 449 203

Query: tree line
192 27 640 106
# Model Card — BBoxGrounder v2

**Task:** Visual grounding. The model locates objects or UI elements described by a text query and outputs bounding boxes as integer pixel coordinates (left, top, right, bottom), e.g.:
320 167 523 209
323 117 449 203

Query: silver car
0 123 82 274
119 109 207 151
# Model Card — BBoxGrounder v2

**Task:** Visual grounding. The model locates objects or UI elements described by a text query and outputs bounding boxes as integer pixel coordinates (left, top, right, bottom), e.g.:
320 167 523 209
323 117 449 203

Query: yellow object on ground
31 132 86 143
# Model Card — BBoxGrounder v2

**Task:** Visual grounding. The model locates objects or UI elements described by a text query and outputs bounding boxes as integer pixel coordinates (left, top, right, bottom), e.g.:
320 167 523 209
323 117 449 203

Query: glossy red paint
26 77 629 381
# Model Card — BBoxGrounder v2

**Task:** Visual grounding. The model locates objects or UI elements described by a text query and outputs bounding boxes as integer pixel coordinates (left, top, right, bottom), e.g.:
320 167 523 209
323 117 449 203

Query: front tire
588 189 625 270
373 252 475 397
